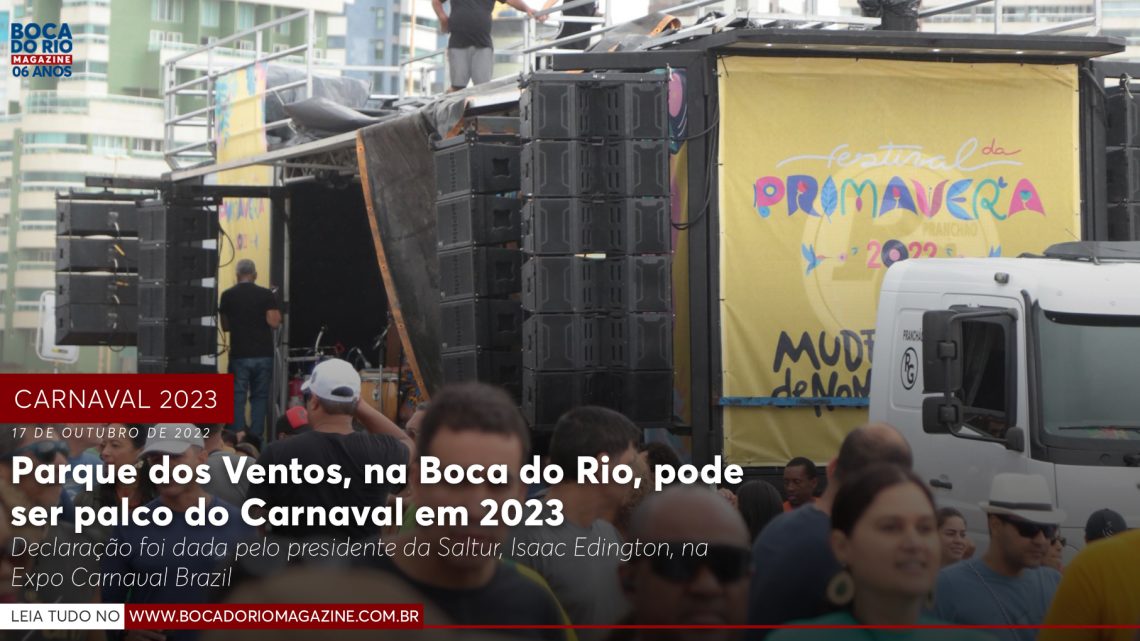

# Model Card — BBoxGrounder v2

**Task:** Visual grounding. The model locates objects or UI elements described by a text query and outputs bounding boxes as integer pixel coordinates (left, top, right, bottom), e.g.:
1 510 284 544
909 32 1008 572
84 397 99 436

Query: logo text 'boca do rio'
10 22 73 78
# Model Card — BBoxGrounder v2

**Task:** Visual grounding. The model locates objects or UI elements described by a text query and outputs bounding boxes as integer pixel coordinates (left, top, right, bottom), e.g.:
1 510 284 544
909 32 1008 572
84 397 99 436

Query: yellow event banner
718 57 1080 466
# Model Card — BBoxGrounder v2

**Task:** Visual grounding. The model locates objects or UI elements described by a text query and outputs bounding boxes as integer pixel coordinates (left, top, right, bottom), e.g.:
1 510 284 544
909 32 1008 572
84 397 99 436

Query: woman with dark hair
736 479 784 542
769 465 995 640
937 507 969 567
71 425 154 542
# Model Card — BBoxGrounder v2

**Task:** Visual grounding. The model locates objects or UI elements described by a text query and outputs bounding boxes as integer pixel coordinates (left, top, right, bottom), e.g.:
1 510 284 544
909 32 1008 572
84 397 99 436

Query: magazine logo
10 22 73 77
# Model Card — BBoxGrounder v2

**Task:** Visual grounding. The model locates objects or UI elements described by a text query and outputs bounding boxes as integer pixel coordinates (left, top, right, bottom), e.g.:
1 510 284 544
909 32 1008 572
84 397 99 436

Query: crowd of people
0 362 1137 640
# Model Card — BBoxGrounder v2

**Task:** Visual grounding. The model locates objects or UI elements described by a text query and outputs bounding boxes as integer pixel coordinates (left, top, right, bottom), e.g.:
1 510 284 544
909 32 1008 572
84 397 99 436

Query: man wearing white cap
932 473 1066 641
101 424 255 641
250 358 415 541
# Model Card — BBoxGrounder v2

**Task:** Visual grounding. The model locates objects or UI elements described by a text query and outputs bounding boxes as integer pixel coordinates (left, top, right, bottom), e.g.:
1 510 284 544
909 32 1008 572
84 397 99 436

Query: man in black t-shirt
250 358 414 541
372 383 572 639
219 259 281 440
432 0 544 91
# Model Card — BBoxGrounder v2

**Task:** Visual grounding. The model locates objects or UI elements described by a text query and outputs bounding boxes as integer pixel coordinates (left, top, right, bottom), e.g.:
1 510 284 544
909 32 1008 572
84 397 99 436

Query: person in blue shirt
769 464 995 641
102 424 255 641
932 474 1064 641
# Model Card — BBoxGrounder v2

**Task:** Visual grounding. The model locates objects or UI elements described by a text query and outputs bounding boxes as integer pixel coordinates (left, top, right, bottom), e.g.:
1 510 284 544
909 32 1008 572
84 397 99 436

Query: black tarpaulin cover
356 113 442 397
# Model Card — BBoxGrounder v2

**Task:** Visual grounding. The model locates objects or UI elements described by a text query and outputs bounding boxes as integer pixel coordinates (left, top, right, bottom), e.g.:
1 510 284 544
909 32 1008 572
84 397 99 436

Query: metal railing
397 0 622 97
162 11 406 169
918 0 1101 34
163 10 321 169
396 0 1106 97
163 0 1107 168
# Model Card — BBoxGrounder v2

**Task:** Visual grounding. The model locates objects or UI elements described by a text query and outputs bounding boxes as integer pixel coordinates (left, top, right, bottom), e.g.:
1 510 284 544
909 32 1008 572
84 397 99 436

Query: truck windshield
1038 309 1140 441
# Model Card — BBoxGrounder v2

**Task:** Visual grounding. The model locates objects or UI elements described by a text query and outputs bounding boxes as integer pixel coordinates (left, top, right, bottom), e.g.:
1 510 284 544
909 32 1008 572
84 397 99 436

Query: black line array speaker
522 369 588 427
135 199 219 371
57 200 139 236
1108 202 1140 240
438 247 522 300
522 141 670 198
442 349 523 392
1105 87 1140 241
55 197 142 347
521 256 603 314
56 303 138 346
139 283 216 321
434 134 522 200
437 194 522 250
604 256 672 312
1106 147 1140 204
440 298 523 352
1108 86 1140 149
56 237 139 273
602 313 672 370
522 314 600 371
57 274 137 307
138 243 218 282
520 71 674 428
522 198 670 256
434 122 525 396
520 72 668 141
138 321 216 359
138 204 219 242
590 370 673 424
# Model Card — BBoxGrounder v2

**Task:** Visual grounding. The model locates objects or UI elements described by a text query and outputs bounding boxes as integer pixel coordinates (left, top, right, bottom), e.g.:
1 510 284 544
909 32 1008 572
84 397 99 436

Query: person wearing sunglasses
769 465 994 640
616 486 752 640
932 473 1065 641
1044 534 1066 573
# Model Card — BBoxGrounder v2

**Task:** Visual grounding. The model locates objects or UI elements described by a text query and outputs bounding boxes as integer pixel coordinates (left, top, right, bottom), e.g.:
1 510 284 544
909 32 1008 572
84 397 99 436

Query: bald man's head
832 422 912 486
630 486 750 548
621 487 751 638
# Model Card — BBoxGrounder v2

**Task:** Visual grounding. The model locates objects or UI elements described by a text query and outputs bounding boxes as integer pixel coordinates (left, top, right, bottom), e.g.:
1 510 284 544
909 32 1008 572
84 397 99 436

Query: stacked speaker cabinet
136 200 219 373
55 198 141 345
435 124 524 397
1107 86 1140 240
520 72 673 429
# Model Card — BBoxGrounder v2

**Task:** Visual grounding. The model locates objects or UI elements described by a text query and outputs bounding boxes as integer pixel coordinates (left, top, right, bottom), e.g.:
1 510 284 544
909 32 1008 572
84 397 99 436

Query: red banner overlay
11 54 72 65
0 374 233 422
124 605 423 630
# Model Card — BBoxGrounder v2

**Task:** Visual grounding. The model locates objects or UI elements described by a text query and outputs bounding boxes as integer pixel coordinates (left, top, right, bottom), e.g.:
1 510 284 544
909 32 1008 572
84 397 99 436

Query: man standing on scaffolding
433 0 546 91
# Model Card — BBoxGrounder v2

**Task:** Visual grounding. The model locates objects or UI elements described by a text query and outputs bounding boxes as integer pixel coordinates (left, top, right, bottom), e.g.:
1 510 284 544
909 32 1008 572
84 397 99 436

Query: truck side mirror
922 396 962 434
922 310 963 394
1004 426 1025 452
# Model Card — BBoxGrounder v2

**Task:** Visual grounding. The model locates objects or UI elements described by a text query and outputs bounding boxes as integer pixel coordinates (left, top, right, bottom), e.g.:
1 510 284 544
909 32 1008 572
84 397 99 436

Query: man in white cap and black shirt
102 424 255 641
932 473 1066 641
250 358 415 542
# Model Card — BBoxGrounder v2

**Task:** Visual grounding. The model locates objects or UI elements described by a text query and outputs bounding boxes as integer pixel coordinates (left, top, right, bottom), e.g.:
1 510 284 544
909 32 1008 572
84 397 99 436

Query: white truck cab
869 242 1140 559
